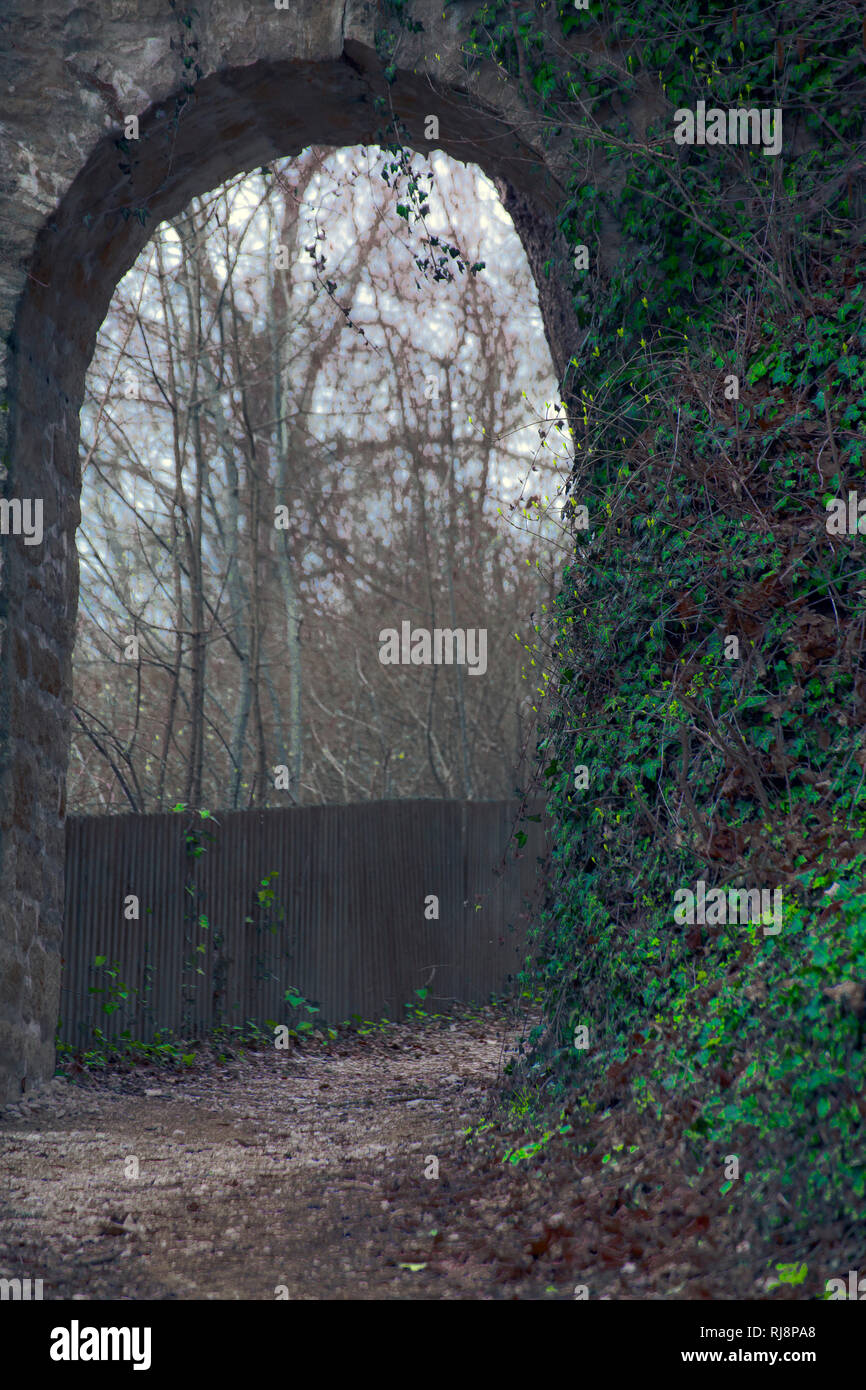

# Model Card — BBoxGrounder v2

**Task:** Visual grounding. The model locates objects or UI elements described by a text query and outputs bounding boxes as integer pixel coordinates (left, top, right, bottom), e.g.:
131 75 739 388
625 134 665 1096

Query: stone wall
0 0 637 1101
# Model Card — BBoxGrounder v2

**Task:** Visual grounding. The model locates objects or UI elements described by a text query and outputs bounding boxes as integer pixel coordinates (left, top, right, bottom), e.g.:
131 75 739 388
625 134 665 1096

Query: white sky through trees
73 146 571 814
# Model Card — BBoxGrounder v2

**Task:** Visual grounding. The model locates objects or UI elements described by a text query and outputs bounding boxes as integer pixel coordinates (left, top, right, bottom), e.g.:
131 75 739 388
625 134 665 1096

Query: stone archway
0 0 598 1101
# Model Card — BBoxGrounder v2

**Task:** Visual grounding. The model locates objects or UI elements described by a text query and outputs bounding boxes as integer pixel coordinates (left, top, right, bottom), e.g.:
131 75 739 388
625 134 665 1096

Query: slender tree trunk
445 458 473 799
269 197 303 803
153 232 188 808
179 220 206 808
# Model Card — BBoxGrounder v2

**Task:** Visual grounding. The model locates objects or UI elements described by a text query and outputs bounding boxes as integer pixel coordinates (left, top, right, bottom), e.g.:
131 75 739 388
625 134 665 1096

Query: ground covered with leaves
0 1005 850 1300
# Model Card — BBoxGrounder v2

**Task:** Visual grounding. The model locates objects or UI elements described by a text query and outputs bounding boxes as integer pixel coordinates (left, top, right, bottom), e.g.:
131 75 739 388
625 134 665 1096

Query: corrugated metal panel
59 799 548 1044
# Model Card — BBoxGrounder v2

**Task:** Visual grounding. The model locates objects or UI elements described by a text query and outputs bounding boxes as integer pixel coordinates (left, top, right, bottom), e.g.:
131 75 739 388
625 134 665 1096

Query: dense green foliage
453 0 866 1240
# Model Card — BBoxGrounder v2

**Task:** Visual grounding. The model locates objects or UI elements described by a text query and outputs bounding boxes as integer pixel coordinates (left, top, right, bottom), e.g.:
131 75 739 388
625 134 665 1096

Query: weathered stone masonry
0 0 646 1101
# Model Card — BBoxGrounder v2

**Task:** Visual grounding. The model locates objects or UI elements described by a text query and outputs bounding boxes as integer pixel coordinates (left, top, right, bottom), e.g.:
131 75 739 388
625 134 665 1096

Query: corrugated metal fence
59 799 547 1045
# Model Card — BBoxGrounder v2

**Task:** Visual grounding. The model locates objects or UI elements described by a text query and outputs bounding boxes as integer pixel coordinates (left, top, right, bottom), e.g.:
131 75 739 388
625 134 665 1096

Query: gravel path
0 1012 523 1300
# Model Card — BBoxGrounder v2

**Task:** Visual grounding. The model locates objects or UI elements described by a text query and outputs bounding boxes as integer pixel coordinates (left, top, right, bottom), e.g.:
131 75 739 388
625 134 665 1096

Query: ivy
446 0 866 1239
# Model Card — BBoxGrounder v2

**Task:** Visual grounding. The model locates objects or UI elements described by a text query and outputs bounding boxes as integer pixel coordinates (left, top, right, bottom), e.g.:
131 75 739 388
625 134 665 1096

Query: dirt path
0 1012 524 1300
2 1008 805 1302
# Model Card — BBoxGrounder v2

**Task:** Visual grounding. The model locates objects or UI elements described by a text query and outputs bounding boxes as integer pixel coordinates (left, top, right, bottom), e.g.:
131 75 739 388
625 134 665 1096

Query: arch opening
0 52 576 1098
